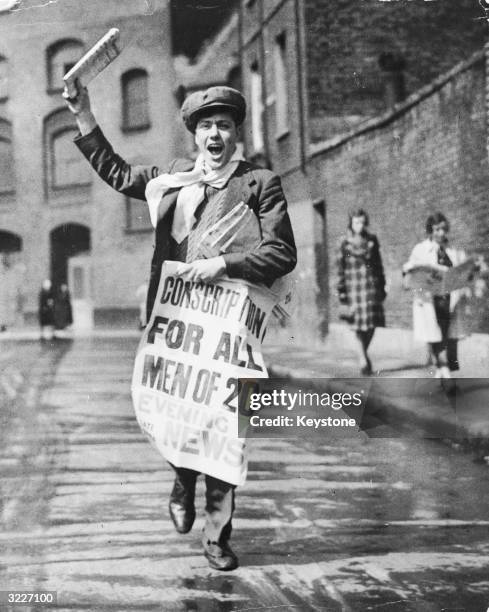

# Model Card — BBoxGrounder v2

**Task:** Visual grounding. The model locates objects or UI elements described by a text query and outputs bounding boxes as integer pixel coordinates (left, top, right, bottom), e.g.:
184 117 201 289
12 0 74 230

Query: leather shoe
203 539 239 571
169 500 195 534
169 478 196 534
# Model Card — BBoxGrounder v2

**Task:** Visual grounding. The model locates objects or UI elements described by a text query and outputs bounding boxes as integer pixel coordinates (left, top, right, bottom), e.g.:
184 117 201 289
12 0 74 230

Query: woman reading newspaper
403 212 477 381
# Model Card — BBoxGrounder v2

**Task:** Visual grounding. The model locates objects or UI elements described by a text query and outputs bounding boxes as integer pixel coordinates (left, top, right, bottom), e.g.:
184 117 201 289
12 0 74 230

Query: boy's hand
62 81 97 135
62 80 91 115
176 257 227 282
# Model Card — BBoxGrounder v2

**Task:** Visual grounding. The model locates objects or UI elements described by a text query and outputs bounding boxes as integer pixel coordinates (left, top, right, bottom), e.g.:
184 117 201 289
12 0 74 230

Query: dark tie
437 244 453 268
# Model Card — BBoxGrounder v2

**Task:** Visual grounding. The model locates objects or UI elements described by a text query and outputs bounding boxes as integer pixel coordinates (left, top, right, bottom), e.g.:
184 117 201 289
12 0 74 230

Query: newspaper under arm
199 201 296 320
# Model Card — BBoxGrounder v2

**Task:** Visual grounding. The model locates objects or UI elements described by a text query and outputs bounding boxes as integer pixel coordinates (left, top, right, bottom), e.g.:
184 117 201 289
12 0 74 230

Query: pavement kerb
267 363 489 455
0 328 142 341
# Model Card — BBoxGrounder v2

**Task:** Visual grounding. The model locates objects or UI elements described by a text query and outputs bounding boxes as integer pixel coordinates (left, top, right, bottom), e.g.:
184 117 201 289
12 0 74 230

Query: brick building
176 0 489 340
0 0 181 328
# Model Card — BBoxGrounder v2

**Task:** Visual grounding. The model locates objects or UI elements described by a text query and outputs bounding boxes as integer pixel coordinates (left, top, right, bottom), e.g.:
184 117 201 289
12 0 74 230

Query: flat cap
181 86 246 132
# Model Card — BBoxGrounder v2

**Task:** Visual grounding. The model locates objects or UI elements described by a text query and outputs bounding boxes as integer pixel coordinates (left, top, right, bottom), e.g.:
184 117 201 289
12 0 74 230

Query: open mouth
207 143 224 157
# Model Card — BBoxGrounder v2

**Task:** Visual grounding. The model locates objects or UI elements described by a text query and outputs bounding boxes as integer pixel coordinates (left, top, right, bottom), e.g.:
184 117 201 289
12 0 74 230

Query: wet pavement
1 337 489 611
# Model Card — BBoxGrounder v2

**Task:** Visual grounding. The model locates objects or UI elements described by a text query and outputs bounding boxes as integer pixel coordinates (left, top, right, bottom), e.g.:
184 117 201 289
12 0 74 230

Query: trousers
430 295 459 371
171 464 236 544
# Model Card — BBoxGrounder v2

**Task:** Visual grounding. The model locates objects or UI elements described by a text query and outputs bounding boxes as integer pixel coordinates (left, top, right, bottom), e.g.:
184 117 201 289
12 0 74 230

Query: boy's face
194 111 240 171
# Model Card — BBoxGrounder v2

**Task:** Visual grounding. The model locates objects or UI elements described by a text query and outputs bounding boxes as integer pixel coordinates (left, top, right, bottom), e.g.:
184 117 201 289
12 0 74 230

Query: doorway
68 254 93 331
50 223 92 331
0 230 24 328
313 199 328 338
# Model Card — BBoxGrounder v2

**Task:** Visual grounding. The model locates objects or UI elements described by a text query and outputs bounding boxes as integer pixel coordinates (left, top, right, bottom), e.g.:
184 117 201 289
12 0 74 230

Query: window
250 62 264 152
274 32 289 137
378 52 406 107
46 39 84 93
0 56 8 101
227 65 242 92
52 128 92 187
44 108 92 192
0 118 14 194
122 69 150 131
126 196 152 232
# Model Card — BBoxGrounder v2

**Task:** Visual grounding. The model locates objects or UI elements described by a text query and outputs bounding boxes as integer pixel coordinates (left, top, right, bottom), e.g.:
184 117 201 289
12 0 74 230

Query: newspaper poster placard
403 265 444 294
131 261 274 486
441 258 476 293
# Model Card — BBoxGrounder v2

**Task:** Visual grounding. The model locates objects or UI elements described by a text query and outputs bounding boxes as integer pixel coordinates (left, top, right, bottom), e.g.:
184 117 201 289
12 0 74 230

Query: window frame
249 61 265 154
0 117 15 196
0 55 9 102
46 39 84 95
273 31 290 140
50 126 92 190
121 68 151 133
43 107 92 200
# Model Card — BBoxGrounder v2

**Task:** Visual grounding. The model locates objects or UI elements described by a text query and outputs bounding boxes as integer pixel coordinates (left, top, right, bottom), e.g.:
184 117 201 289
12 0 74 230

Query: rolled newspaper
199 201 257 259
199 202 295 321
63 28 121 97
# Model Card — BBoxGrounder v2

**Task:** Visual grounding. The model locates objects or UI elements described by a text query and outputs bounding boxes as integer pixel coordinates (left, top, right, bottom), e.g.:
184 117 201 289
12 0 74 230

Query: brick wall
304 0 488 142
306 51 489 334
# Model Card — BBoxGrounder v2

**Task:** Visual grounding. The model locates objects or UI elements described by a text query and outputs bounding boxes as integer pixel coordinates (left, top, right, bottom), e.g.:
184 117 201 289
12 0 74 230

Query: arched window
227 65 242 92
378 52 406 107
46 39 84 92
0 55 8 101
44 108 92 191
0 118 15 194
0 230 21 253
0 230 22 279
51 128 92 187
121 69 150 131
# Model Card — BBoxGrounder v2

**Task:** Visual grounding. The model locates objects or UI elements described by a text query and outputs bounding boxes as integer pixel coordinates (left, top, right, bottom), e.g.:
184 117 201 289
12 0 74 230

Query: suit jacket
75 127 297 319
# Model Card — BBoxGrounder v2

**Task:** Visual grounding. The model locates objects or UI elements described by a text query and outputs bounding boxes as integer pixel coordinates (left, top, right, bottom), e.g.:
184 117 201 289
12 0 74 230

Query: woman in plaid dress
337 209 386 375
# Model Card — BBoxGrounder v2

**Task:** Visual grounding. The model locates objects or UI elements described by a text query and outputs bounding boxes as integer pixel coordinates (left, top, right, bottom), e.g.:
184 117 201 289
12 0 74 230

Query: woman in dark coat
337 209 386 375
54 283 73 330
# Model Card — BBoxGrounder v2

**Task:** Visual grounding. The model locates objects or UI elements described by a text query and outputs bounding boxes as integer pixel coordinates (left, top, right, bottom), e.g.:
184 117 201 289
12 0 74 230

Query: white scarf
145 145 245 242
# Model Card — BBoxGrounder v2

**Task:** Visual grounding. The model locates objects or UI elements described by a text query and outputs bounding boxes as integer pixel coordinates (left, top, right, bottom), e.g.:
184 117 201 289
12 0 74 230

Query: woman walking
337 209 386 375
403 212 471 379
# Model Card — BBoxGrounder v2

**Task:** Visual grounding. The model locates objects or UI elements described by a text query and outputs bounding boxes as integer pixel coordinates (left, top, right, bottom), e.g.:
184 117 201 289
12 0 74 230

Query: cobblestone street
1 337 489 610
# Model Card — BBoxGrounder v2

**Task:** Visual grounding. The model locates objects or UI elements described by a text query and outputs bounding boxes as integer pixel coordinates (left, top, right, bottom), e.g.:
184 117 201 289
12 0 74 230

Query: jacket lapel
218 161 256 217
157 189 179 223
